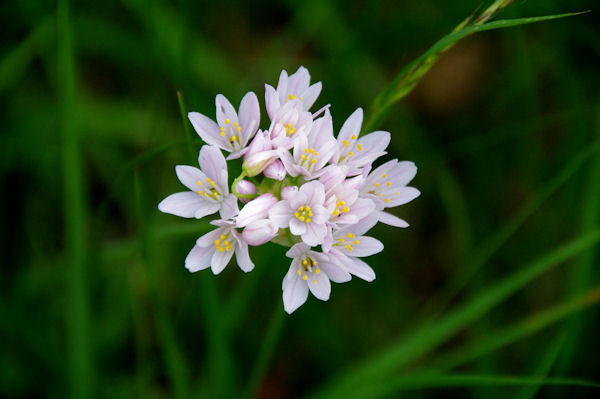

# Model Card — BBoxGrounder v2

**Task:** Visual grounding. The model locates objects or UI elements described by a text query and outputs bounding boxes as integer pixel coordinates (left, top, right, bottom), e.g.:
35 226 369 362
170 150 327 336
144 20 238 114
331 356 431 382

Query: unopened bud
242 149 280 177
264 160 286 181
242 219 279 246
234 180 257 203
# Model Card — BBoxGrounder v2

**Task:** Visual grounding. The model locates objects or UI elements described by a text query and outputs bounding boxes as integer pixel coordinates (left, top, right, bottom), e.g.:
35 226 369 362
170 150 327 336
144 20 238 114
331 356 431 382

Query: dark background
1 0 599 398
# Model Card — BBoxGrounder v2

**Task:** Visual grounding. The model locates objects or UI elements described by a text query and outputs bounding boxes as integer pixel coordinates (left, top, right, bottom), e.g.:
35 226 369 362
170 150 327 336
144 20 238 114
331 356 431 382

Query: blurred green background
2 0 599 398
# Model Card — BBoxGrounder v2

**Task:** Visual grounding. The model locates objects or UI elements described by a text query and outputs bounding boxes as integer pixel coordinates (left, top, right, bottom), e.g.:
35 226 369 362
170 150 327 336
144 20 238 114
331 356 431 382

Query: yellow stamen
347 233 355 238
302 275 308 281
225 118 230 124
342 140 349 147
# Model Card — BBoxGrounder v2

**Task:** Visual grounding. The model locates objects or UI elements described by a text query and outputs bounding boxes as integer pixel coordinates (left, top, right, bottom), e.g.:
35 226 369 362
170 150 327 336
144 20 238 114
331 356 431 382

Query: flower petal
386 187 421 207
194 201 222 219
347 236 384 257
319 261 351 283
265 84 280 120
238 91 260 144
308 271 331 300
242 219 278 246
175 165 206 191
285 243 310 259
218 194 239 220
211 248 234 274
378 211 409 228
188 112 223 147
338 108 363 144
302 222 327 246
282 269 308 314
237 193 278 227
215 94 238 126
198 145 227 183
343 256 376 282
234 239 254 272
268 201 292 228
158 192 205 218
289 218 308 236
300 81 322 111
185 244 213 272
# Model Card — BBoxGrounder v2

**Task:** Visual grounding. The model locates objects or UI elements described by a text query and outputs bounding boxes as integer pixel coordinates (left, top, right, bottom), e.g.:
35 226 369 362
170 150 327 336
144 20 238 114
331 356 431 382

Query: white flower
269 181 333 246
268 99 314 150
280 110 337 179
265 66 322 120
331 108 391 174
359 160 420 227
188 92 260 159
324 215 383 281
282 243 350 314
185 219 253 274
158 145 237 219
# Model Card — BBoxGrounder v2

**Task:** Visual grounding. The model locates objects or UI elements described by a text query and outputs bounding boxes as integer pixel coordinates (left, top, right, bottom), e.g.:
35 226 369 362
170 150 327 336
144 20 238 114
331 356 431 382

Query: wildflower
158 145 236 219
360 160 420 227
280 110 337 179
188 92 260 159
282 243 350 314
265 66 322 119
185 219 253 274
159 66 419 313
324 215 383 281
332 108 391 174
269 181 332 246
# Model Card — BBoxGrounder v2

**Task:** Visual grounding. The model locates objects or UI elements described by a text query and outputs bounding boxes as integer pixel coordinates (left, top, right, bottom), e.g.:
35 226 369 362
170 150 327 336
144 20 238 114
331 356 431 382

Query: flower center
331 200 350 217
214 233 234 252
282 122 296 136
293 205 313 223
197 177 221 200
285 93 302 102
339 135 364 162
297 256 320 284
335 233 360 252
300 147 318 169
219 118 241 148
367 173 401 203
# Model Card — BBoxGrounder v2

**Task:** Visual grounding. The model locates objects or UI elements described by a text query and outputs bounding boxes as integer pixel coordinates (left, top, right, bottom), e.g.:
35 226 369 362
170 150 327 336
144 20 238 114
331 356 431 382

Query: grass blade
428 285 600 372
364 10 588 132
347 373 600 397
426 139 600 317
57 0 93 397
307 230 600 399
240 302 286 399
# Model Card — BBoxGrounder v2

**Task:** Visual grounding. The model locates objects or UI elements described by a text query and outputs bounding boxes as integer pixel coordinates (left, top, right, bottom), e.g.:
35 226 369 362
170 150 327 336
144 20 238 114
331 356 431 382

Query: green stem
231 172 257 199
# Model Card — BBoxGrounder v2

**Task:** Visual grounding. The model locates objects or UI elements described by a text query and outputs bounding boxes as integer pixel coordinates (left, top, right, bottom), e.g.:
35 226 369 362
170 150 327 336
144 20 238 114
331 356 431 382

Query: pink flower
188 92 260 159
265 66 322 120
268 181 332 246
185 219 253 274
331 108 391 174
158 145 237 219
280 110 337 179
264 160 287 181
359 160 420 227
324 215 383 281
282 243 350 314
268 99 313 150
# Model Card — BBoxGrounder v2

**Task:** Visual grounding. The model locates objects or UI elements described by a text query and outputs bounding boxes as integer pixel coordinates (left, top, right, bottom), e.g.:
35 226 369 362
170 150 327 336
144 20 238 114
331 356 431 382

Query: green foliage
1 0 599 398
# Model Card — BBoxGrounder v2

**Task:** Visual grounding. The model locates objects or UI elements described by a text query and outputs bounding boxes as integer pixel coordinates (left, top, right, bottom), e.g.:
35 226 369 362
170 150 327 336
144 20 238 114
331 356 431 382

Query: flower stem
231 172 257 199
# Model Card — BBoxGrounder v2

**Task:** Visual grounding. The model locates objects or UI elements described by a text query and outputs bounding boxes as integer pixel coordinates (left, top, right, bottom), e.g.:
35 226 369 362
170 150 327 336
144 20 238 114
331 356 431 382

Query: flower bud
242 219 279 246
244 130 271 161
236 193 278 227
263 160 286 181
242 149 280 177
234 180 257 203
280 185 298 201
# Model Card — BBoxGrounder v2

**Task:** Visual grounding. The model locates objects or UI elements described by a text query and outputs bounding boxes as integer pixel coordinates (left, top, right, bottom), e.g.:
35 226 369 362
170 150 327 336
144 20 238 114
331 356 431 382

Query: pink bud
280 185 298 201
318 165 346 191
263 160 286 181
236 193 278 227
242 219 279 246
244 130 271 161
235 180 257 204
242 149 280 177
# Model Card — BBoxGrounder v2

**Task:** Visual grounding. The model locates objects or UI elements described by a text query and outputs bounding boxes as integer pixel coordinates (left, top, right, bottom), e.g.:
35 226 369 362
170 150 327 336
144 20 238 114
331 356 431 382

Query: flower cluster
159 67 420 313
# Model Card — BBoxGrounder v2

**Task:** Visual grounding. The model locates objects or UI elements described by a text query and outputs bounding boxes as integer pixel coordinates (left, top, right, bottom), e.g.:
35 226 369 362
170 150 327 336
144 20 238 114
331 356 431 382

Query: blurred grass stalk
363 1 584 132
57 0 93 397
